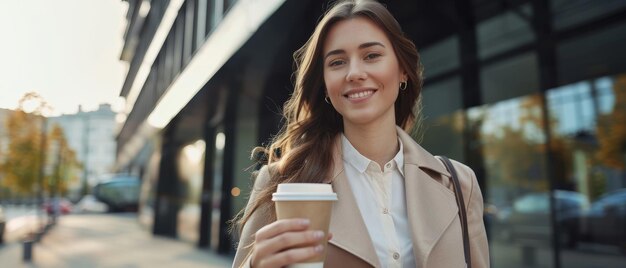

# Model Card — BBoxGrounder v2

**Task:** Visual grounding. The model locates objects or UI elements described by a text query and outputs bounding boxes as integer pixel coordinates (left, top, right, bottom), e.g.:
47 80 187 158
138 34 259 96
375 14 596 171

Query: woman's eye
365 53 381 60
329 59 345 67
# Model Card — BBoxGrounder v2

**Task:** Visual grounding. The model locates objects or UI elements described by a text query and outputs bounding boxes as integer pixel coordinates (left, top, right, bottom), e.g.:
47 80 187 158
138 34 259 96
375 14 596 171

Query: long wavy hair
236 0 423 233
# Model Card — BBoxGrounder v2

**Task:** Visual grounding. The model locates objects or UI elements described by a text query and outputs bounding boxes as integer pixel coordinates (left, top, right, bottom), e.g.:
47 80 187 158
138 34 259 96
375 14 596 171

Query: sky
0 0 129 116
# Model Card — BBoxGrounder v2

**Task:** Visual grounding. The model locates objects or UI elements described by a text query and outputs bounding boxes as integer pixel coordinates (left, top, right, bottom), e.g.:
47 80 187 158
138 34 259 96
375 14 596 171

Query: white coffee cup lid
272 183 338 201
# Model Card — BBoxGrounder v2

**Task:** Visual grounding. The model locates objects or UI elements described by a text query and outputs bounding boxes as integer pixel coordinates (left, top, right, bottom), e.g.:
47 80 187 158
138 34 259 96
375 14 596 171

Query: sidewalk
0 213 233 268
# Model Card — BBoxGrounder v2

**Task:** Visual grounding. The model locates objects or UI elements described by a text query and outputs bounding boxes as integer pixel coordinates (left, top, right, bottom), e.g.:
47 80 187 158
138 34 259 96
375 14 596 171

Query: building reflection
424 75 626 267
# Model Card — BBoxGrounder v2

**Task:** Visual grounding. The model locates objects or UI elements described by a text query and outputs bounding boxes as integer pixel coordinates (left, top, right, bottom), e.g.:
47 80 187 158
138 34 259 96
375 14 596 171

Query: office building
50 104 117 192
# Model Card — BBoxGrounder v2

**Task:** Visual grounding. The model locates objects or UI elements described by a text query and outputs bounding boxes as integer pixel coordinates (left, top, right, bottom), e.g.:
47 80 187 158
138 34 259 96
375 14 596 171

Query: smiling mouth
345 90 375 99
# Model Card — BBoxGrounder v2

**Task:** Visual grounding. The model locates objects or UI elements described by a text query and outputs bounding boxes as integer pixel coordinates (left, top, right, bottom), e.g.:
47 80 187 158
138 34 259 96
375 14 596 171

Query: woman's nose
346 61 367 82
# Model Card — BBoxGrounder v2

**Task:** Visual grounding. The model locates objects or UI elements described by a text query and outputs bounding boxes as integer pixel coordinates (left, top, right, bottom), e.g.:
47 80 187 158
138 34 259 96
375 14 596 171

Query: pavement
0 213 233 268
1 213 625 268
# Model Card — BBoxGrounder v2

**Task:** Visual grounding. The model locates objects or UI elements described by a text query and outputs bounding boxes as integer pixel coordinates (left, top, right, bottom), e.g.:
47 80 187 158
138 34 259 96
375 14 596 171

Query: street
0 213 233 268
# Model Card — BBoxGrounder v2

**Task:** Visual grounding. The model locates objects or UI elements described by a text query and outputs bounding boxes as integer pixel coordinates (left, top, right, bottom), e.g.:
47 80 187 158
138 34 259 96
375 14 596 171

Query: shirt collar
395 139 405 176
341 134 370 174
341 134 404 176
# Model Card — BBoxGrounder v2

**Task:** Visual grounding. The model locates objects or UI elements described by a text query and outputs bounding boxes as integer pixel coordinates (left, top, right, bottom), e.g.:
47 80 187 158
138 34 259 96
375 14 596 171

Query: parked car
0 205 5 243
75 195 108 213
498 190 588 248
93 175 140 212
581 189 626 251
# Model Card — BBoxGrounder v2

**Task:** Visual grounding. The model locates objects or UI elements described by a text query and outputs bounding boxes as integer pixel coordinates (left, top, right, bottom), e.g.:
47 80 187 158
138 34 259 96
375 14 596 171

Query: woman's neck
343 121 399 169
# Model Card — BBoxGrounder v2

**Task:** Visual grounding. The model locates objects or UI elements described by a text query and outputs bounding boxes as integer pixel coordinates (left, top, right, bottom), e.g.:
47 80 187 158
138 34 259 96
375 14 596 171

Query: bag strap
438 156 472 268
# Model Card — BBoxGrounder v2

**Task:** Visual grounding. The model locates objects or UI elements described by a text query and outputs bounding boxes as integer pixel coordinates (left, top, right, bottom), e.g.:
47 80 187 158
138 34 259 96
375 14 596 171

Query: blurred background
1 0 625 267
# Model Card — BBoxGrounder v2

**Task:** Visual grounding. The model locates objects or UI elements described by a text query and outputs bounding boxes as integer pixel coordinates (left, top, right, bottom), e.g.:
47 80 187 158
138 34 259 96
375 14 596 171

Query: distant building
49 104 117 191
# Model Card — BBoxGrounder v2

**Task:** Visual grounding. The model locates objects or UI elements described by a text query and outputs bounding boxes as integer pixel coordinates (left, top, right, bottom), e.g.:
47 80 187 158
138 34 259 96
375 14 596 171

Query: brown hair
235 0 423 234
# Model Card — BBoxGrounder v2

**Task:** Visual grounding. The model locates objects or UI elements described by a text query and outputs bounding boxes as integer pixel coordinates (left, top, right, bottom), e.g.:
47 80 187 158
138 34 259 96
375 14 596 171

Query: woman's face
322 17 405 129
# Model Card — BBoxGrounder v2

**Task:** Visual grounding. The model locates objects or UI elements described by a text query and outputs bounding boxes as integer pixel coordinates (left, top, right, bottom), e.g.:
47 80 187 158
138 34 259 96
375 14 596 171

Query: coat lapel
326 128 460 268
397 127 459 267
328 135 381 268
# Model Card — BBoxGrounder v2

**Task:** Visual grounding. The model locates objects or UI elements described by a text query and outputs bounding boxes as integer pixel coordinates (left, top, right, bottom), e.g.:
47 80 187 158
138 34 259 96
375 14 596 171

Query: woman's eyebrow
324 49 345 60
324 42 386 60
359 41 385 49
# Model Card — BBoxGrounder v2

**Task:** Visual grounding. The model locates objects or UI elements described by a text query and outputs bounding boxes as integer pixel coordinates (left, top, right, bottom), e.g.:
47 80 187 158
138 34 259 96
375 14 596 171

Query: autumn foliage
0 92 80 196
0 109 44 194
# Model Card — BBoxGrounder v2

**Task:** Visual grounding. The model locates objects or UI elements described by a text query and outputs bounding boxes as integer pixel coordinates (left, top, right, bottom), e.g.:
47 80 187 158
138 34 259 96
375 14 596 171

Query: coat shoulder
446 159 477 188
251 163 279 190
446 159 479 200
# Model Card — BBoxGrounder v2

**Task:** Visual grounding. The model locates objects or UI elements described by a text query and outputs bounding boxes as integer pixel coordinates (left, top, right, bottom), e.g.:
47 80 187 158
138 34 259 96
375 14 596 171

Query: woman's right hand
250 218 327 268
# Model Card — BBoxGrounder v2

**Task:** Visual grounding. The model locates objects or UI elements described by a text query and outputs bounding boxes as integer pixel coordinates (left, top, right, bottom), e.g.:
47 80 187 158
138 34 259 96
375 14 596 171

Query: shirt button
393 252 400 260
382 208 389 214
385 163 392 169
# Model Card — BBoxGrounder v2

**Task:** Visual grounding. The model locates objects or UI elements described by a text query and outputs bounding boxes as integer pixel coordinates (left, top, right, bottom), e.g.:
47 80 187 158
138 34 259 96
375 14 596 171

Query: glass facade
469 94 555 267
418 1 626 266
423 76 626 267
176 140 205 243
420 1 626 263
548 76 626 267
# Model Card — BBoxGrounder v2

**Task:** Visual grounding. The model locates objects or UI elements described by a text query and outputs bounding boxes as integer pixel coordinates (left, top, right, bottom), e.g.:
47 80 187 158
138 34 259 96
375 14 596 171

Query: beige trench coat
232 127 490 268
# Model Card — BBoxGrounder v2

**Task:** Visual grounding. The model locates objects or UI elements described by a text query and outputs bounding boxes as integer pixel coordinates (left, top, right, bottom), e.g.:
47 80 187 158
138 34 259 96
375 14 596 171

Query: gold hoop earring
325 96 331 104
400 81 407 91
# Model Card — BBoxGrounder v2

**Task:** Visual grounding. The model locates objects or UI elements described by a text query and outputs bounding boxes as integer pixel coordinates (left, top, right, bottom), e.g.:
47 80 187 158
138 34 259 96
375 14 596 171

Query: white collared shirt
341 134 416 268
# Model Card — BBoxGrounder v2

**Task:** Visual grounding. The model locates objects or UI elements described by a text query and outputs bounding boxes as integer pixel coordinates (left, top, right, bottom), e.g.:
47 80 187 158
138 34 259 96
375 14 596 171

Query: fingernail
314 245 324 252
299 219 310 226
313 231 324 239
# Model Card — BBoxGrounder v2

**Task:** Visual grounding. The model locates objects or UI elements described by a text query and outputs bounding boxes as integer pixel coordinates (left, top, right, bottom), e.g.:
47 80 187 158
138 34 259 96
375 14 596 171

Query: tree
596 75 626 170
46 124 81 196
477 95 550 193
0 93 49 194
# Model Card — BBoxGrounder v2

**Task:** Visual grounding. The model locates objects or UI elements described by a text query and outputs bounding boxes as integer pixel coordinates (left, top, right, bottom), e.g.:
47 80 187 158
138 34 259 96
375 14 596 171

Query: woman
233 0 489 267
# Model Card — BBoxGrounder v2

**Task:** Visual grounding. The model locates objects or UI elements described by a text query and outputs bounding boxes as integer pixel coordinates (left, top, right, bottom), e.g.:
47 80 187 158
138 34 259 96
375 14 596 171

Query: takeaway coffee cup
272 183 338 268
